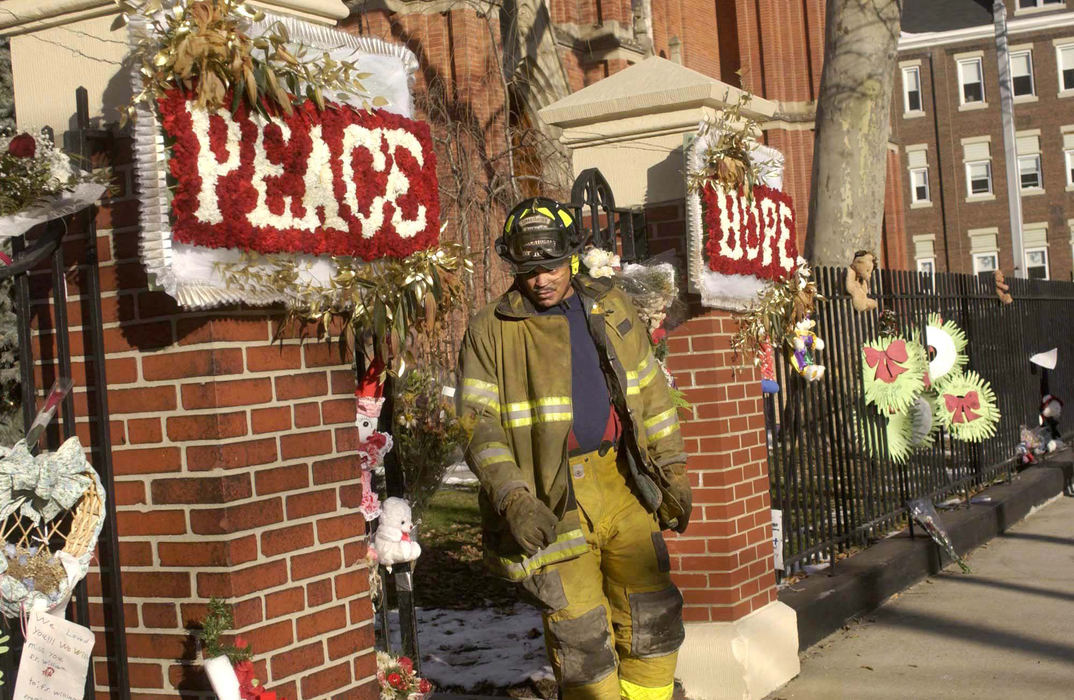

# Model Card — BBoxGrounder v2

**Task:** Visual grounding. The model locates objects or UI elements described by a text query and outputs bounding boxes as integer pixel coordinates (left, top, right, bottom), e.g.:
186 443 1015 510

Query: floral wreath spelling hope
861 315 999 462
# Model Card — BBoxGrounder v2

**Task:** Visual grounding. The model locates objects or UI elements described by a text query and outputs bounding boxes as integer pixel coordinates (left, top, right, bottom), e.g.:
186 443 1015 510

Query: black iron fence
766 266 1074 576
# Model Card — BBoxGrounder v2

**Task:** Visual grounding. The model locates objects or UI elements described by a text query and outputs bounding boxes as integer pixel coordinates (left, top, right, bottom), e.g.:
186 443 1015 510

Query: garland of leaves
116 0 379 124
686 90 781 199
731 262 820 370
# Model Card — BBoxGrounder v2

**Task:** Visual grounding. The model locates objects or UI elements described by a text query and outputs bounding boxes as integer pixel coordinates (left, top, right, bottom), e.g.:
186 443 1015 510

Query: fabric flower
418 678 432 694
234 659 256 687
7 133 36 158
387 672 405 690
397 657 413 673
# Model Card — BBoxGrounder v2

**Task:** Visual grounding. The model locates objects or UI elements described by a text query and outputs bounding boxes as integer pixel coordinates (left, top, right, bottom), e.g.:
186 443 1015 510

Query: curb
778 455 1074 650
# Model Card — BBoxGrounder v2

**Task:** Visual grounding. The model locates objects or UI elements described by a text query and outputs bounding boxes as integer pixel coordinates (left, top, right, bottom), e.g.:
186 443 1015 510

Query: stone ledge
780 456 1073 650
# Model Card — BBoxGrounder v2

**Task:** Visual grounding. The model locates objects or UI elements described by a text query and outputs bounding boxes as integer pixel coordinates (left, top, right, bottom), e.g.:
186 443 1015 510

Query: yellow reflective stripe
637 356 660 388
502 396 573 428
644 408 677 429
534 206 555 220
462 378 500 411
648 423 678 442
504 213 516 233
492 529 588 580
645 407 679 442
474 443 514 468
620 678 673 700
557 208 573 227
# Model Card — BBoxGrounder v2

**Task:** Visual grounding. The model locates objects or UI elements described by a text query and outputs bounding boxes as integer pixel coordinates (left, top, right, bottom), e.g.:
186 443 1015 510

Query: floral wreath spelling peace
121 0 469 347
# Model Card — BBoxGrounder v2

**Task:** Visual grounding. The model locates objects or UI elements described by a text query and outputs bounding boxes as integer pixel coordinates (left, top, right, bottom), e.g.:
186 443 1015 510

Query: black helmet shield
496 198 579 274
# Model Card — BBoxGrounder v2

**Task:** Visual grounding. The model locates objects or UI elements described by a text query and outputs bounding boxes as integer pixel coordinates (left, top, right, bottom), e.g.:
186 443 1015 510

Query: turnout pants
521 448 685 700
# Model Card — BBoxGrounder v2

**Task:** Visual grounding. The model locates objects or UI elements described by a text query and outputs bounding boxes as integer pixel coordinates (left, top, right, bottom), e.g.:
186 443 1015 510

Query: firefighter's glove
501 489 558 555
662 463 693 534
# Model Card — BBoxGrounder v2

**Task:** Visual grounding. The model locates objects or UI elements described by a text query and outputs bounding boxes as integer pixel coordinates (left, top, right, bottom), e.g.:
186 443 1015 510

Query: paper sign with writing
13 610 95 700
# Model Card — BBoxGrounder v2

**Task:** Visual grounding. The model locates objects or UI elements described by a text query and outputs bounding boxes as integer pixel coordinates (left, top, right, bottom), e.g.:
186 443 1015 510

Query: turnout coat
457 273 687 581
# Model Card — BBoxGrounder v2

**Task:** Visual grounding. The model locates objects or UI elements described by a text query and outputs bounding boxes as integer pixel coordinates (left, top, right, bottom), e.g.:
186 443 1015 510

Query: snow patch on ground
386 606 552 690
441 462 479 486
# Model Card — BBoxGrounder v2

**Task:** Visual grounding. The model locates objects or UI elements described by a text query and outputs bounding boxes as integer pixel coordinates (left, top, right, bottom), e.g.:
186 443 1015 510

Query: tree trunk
805 0 903 267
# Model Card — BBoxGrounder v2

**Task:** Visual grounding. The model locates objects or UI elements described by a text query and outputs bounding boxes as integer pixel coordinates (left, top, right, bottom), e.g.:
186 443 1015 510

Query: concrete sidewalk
768 493 1074 699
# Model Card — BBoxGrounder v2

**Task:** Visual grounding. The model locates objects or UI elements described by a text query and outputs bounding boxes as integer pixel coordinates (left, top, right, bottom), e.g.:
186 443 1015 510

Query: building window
1066 149 1074 187
910 168 930 203
966 161 992 195
1010 51 1035 96
973 252 999 276
1025 247 1049 279
917 258 935 276
1060 44 1074 93
958 57 985 104
902 66 922 112
1019 0 1064 7
1019 154 1043 189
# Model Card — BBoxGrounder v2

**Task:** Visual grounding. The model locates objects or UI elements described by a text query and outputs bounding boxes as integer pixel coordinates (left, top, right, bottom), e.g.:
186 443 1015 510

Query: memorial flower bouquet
376 651 433 700
0 131 111 238
199 598 290 700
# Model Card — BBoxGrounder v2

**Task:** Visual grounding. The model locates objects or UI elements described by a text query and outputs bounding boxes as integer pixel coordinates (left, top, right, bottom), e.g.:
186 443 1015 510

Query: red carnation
7 133 36 158
234 659 256 687
397 656 413 673
234 636 249 649
418 678 432 694
387 672 405 690
650 327 667 344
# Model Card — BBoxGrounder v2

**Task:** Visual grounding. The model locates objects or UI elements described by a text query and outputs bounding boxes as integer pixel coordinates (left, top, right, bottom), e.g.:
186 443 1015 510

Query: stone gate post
541 57 800 700
2 1 379 698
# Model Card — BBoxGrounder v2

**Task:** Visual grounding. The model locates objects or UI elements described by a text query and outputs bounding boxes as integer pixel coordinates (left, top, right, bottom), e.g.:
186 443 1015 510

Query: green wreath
882 395 938 463
934 371 1000 442
916 314 968 392
862 337 927 414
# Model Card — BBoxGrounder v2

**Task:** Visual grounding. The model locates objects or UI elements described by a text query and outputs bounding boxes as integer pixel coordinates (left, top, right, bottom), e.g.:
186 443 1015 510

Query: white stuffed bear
373 497 422 572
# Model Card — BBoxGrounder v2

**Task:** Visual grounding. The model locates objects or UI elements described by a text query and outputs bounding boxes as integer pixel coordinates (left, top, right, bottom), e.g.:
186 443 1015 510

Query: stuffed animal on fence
845 250 878 312
787 318 826 381
993 270 1013 305
373 497 422 572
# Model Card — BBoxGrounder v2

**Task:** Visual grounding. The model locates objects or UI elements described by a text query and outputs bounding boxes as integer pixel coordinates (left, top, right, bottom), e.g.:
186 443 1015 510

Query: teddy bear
993 269 1013 305
845 250 879 312
1041 394 1063 442
373 497 422 572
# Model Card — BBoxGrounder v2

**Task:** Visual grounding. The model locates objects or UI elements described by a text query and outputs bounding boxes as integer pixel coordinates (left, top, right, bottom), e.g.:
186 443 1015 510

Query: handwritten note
13 610 94 700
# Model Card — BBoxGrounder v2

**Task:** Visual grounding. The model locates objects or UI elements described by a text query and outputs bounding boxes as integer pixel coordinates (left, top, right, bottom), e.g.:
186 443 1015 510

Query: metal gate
1 90 129 699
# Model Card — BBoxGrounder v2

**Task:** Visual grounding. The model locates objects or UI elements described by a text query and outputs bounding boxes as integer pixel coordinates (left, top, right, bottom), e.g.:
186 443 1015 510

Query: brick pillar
27 139 377 698
646 201 799 700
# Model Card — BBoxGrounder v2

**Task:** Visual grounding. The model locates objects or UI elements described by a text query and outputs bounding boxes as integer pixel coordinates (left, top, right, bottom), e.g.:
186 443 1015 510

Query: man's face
519 262 574 309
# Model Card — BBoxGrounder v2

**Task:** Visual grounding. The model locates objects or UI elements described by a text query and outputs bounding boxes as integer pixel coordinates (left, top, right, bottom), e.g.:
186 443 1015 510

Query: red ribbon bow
864 339 909 384
945 391 982 424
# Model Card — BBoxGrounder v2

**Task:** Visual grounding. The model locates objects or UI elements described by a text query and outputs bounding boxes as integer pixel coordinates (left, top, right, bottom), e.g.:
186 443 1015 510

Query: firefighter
457 197 693 700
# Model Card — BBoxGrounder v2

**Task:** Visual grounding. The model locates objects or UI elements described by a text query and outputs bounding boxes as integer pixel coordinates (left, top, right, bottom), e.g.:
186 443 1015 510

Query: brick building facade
892 0 1074 279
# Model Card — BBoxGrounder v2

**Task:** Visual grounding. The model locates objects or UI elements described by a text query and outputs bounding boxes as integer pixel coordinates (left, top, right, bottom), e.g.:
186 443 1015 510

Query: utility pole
994 1 1024 276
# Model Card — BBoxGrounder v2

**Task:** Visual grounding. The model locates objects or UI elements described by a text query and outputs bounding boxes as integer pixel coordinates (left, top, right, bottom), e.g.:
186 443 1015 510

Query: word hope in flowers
160 89 439 261
702 184 798 281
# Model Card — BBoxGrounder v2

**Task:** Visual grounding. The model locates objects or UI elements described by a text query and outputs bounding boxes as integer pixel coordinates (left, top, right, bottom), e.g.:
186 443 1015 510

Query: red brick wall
645 201 778 623
27 139 376 698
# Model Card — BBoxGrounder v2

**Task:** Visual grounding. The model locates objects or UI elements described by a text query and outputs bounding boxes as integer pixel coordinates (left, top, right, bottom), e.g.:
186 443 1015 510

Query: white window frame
910 167 930 204
973 252 999 275
1058 41 1074 97
1009 50 1036 99
1025 246 1050 280
1066 148 1074 189
1017 0 1065 12
966 160 993 197
1018 153 1043 191
957 56 986 107
902 65 923 115
916 257 936 276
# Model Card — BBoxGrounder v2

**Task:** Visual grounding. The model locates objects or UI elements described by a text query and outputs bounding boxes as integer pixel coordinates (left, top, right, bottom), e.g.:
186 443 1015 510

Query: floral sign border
684 123 788 310
130 10 425 309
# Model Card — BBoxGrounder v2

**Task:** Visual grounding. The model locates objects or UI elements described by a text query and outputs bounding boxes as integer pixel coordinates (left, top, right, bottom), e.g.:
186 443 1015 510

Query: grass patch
412 484 520 610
